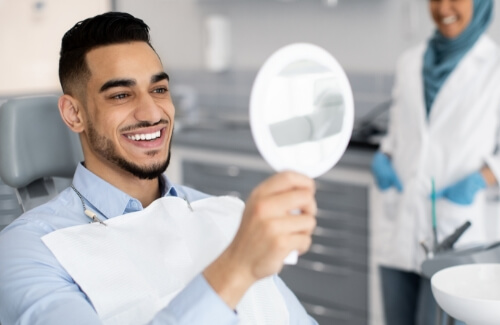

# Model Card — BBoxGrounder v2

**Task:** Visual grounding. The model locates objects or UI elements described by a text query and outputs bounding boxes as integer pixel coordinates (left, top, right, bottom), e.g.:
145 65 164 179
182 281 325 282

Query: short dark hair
59 12 153 97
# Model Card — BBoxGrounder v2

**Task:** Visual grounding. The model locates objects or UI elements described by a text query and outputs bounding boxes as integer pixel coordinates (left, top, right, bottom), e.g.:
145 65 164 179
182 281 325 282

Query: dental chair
0 96 83 225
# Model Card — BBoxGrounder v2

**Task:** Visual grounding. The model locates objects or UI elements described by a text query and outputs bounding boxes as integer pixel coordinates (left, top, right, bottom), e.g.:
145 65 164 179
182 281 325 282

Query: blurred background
4 0 500 141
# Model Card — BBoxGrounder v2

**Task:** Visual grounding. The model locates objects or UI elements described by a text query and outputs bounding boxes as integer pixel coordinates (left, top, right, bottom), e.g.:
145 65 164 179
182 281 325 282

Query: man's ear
58 94 85 133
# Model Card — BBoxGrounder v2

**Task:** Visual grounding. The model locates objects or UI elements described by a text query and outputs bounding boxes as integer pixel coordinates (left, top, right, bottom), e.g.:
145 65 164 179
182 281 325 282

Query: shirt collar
72 163 178 220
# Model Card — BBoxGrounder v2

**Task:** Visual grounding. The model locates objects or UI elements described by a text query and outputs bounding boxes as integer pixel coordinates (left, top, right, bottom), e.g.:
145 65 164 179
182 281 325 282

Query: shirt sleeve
0 220 102 325
150 275 238 325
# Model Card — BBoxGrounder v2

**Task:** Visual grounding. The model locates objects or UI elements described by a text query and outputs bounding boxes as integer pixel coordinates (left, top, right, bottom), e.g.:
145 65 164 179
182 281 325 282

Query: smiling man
59 40 175 207
0 12 318 325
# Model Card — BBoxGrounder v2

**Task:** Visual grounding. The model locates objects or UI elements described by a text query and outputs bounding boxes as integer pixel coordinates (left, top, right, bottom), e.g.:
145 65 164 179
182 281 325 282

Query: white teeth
442 16 457 25
127 130 161 141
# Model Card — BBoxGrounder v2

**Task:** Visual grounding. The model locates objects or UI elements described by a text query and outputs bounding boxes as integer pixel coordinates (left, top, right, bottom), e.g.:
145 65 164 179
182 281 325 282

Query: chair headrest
0 96 83 188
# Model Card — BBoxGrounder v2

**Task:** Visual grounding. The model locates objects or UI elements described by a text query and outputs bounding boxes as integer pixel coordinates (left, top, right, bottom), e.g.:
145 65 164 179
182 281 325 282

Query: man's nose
134 93 163 123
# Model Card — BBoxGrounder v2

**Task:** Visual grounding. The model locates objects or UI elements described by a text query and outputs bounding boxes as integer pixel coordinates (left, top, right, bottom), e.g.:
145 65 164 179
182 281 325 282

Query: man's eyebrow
151 72 169 84
99 79 136 93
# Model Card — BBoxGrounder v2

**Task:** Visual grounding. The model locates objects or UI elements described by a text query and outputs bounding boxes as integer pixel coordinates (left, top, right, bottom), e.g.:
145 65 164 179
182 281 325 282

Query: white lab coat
376 35 500 273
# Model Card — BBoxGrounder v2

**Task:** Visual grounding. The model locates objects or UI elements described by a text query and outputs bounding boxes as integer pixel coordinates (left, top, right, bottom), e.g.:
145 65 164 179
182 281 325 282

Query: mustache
120 119 170 132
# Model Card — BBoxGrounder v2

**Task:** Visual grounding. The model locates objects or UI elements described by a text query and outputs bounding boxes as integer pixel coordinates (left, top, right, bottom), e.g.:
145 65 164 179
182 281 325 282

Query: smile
127 130 161 141
442 16 457 25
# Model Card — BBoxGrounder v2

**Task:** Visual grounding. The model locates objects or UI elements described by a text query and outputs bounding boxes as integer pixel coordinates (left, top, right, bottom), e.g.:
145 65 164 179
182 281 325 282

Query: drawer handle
296 259 350 276
316 209 357 219
303 302 350 322
309 243 349 257
313 226 348 239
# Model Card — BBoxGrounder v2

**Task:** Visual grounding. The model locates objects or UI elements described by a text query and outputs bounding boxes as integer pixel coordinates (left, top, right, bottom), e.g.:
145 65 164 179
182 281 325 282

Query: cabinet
280 177 369 325
169 145 374 325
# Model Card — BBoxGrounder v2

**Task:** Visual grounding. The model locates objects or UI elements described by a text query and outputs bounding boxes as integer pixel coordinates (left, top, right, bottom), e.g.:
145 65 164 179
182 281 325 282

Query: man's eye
112 93 128 100
153 87 168 94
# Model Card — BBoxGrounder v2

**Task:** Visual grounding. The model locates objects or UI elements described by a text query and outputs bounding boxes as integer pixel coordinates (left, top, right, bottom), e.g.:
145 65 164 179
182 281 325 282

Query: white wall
118 0 500 74
0 0 111 96
3 0 500 96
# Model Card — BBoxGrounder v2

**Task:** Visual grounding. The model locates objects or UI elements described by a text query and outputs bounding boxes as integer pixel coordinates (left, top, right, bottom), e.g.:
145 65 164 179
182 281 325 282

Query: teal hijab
423 0 493 115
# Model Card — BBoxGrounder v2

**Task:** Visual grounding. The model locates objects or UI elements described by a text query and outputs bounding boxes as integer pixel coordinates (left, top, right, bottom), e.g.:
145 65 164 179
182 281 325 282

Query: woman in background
372 0 500 324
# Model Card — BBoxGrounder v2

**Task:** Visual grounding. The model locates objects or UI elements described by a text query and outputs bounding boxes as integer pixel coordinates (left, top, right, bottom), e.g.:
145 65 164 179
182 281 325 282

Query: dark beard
87 120 172 180
111 149 170 180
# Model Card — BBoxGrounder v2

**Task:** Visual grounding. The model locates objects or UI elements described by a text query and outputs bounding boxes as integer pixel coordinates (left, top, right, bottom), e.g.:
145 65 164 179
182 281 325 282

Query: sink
431 263 500 325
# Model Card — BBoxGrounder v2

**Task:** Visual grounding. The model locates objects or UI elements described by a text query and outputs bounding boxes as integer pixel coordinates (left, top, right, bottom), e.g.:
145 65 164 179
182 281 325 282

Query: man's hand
203 171 317 309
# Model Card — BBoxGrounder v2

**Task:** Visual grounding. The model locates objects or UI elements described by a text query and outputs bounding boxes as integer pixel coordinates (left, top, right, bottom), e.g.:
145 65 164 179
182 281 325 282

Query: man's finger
255 188 316 218
252 171 315 199
264 213 317 236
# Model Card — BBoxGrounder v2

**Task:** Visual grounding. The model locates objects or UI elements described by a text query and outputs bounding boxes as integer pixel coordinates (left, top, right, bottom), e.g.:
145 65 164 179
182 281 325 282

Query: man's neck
83 161 161 208
117 176 161 208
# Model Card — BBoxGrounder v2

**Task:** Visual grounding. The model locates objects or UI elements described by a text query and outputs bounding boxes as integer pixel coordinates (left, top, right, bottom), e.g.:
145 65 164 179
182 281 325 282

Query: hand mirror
250 43 354 179
249 43 354 263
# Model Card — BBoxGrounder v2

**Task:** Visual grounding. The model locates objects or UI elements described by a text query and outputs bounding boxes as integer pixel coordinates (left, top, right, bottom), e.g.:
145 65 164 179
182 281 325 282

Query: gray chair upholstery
0 179 23 231
0 95 83 214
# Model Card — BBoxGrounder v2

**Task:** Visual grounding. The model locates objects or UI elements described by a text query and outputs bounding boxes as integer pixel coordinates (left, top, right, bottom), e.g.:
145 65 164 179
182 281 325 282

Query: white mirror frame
250 43 354 178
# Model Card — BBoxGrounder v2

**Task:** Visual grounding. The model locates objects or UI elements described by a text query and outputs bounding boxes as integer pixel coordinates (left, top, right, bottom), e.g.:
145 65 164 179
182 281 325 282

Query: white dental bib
42 196 289 325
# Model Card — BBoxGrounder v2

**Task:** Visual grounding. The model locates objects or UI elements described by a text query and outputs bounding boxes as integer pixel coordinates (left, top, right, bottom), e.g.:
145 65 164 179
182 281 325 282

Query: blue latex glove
371 151 403 192
434 171 487 205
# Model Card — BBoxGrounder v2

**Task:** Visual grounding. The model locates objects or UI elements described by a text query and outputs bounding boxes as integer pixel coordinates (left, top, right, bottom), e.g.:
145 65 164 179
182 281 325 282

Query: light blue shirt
0 164 317 325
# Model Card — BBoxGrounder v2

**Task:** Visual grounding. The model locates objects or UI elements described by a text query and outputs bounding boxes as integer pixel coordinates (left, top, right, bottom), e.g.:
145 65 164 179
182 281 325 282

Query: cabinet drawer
302 247 367 270
313 225 368 249
298 294 368 325
315 180 368 212
280 261 368 312
310 227 368 268
182 160 270 199
316 208 368 235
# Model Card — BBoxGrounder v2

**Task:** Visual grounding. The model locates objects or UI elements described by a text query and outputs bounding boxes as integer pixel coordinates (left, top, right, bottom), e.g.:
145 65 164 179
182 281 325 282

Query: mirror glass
250 43 354 178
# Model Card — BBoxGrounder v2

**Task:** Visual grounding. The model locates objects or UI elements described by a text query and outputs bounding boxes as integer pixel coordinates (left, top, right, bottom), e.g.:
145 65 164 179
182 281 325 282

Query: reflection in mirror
266 60 345 170
250 43 353 179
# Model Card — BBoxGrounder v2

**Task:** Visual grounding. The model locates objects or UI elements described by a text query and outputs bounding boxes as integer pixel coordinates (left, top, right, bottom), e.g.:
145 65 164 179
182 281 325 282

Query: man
0 12 318 325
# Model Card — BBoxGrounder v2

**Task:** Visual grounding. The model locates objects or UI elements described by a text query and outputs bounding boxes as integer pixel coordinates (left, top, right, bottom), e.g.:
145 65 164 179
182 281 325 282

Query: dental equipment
431 178 438 251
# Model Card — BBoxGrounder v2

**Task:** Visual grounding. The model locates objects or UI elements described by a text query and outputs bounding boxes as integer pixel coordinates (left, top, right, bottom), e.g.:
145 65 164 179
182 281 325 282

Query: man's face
81 42 175 180
429 0 473 39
